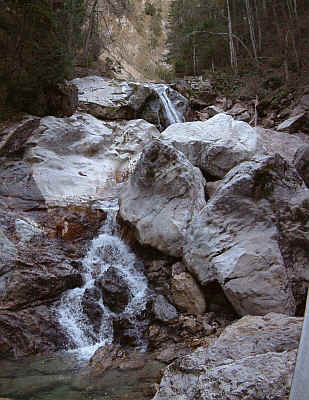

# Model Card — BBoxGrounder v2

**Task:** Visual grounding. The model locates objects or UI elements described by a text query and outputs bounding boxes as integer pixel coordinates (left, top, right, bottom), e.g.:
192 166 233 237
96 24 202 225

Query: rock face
153 313 303 400
171 269 206 315
256 127 309 163
184 155 304 316
162 113 265 179
294 145 309 188
119 140 206 257
24 114 159 204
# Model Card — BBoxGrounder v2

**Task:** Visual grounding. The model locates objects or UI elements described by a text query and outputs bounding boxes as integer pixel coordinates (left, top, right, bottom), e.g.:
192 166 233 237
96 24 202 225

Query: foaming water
146 83 185 126
58 201 148 359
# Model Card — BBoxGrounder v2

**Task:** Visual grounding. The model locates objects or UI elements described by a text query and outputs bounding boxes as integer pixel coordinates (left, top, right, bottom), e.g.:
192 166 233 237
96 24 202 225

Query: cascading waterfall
58 200 149 359
153 84 184 125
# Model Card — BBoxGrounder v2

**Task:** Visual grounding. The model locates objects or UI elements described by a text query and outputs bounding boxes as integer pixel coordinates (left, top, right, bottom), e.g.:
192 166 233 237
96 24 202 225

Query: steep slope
97 0 172 81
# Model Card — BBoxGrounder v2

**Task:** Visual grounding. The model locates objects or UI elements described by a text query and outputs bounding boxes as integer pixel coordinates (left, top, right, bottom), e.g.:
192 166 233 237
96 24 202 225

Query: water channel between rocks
0 200 163 400
0 83 188 400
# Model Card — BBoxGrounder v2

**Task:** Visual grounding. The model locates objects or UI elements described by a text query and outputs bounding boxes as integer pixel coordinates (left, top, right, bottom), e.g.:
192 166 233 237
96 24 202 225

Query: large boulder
24 114 159 205
119 140 206 257
256 127 309 163
162 113 265 179
153 313 303 400
72 76 153 120
184 155 305 316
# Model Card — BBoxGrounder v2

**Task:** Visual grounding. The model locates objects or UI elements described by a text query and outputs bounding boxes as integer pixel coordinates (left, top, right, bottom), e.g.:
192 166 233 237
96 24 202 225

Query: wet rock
0 240 83 311
112 315 142 347
162 113 265 179
96 267 130 313
0 305 68 358
153 313 303 400
141 85 188 130
24 114 159 204
120 140 206 257
152 295 178 323
82 288 103 334
184 155 304 316
171 269 206 315
89 344 125 375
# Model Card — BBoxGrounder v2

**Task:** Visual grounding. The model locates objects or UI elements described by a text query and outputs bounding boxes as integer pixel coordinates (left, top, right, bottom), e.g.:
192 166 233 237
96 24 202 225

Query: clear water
0 351 163 400
58 200 149 359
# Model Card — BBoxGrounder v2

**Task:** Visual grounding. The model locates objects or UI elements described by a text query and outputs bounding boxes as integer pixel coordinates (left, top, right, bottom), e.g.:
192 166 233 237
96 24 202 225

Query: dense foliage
166 0 309 77
0 0 85 111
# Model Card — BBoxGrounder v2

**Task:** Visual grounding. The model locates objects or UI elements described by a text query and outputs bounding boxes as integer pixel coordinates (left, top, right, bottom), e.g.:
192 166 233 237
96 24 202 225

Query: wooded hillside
166 0 309 80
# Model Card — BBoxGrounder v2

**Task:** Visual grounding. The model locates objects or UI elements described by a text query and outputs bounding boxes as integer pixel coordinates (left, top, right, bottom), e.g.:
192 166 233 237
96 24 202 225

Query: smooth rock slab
72 76 153 120
120 139 206 257
24 114 159 204
162 113 265 179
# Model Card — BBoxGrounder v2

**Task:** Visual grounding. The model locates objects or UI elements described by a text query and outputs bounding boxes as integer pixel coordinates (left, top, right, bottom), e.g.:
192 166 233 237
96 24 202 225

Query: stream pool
0 350 163 400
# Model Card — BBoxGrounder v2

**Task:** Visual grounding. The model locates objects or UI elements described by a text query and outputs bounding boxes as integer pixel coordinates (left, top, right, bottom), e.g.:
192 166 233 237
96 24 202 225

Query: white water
58 200 149 359
143 83 185 127
154 85 184 125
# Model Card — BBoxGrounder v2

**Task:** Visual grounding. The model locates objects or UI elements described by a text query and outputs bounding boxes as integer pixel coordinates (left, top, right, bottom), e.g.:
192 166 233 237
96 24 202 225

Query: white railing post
290 289 309 399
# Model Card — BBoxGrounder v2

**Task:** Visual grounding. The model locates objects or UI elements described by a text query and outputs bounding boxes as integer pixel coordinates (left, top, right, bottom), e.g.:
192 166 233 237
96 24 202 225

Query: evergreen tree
0 0 85 113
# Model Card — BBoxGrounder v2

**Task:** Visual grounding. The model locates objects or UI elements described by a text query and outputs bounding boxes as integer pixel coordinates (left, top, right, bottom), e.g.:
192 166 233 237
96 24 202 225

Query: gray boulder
153 313 303 400
184 154 304 316
119 140 206 257
24 114 159 205
162 113 265 179
256 127 309 163
72 76 153 120
153 295 178 323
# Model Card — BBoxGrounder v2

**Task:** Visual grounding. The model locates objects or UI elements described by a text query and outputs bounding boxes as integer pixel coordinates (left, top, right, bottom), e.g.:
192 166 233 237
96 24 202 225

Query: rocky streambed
1 75 309 399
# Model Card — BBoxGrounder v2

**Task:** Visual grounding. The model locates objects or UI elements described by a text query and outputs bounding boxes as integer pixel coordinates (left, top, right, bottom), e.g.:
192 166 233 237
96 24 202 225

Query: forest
166 0 309 80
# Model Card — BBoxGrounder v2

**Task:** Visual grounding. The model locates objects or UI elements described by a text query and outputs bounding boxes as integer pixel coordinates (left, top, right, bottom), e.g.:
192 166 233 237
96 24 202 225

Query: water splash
153 84 184 125
58 201 149 359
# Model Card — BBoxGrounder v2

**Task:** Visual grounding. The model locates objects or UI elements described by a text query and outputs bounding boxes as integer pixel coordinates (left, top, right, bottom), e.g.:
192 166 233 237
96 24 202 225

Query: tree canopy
0 0 85 112
166 0 309 77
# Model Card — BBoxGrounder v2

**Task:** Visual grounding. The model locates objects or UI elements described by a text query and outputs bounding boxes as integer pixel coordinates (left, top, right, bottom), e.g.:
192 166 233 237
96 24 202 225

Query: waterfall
151 84 185 126
58 200 149 359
